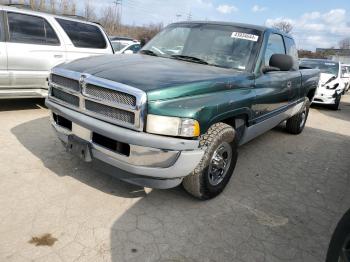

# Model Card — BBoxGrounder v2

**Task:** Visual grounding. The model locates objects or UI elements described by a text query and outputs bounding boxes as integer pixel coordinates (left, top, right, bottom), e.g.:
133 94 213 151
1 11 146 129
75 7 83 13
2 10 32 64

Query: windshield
142 23 261 70
300 60 339 77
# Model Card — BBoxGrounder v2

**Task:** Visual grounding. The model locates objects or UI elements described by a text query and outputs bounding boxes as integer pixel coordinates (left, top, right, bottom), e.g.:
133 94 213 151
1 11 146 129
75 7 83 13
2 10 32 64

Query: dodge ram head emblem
79 74 87 89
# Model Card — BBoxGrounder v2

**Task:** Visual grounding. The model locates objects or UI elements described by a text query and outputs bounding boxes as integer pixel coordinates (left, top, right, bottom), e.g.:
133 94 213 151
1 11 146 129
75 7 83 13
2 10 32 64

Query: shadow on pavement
10 114 350 261
11 116 150 199
311 97 350 122
108 125 350 261
0 98 46 112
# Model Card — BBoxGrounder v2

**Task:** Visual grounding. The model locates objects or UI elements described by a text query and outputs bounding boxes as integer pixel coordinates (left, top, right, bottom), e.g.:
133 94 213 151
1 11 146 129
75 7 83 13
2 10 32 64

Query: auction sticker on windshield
231 32 259 42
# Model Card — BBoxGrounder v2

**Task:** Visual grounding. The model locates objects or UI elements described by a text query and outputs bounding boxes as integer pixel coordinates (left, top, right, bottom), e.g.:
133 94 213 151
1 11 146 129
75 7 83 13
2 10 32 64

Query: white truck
0 5 113 99
300 59 344 110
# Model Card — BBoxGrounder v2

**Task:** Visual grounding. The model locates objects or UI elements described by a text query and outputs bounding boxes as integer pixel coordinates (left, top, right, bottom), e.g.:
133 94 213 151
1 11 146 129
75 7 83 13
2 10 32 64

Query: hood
58 54 250 98
319 73 336 86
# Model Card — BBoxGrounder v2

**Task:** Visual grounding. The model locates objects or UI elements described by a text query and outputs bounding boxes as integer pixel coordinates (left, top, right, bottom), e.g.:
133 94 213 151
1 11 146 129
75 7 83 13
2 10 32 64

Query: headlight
146 114 200 137
326 83 339 90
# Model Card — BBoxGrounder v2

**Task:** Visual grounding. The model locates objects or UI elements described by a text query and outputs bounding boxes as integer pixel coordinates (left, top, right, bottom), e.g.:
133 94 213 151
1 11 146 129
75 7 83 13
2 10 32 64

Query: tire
326 209 350 262
286 99 310 135
330 94 341 111
182 122 238 200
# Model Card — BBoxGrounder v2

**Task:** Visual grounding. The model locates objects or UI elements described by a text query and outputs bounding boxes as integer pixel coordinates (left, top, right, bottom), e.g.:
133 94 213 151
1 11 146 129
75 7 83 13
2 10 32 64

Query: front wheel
330 94 341 110
182 123 238 200
286 99 310 135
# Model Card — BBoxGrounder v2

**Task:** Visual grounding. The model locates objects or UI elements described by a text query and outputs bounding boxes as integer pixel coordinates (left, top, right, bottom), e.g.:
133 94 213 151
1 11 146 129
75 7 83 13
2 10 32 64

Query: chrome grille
51 87 79 107
49 68 146 131
85 100 135 124
51 74 80 91
84 84 136 106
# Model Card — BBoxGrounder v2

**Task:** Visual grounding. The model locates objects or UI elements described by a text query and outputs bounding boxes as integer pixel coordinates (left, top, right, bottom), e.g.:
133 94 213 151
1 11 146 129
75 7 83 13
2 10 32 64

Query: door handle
54 54 63 58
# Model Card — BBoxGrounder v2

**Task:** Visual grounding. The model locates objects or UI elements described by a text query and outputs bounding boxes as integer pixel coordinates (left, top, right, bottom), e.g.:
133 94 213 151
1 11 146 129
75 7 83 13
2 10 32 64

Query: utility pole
113 0 122 25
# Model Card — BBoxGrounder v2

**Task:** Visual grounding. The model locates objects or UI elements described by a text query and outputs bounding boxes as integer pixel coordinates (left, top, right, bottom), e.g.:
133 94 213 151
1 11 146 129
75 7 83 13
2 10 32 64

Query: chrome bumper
47 99 204 180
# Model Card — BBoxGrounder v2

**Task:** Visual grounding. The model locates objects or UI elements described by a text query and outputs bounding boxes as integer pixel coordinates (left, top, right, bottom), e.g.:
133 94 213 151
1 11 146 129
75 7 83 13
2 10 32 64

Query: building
316 48 350 64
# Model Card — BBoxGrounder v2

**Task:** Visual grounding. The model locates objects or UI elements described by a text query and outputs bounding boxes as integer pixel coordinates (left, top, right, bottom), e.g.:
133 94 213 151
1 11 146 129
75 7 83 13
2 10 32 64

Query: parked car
341 64 350 92
46 21 319 199
110 37 140 54
114 42 141 55
0 5 113 99
299 59 345 110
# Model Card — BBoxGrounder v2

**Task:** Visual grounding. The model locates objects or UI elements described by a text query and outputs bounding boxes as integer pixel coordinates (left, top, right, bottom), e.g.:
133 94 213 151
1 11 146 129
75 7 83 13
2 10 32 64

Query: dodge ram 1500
46 21 320 199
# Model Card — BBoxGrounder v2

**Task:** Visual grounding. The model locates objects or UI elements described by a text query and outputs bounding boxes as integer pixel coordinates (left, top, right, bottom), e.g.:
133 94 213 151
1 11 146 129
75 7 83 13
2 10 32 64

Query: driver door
252 33 291 120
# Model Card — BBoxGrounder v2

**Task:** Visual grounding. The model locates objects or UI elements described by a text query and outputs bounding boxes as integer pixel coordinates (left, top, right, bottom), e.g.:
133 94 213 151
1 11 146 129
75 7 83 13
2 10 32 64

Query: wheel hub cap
300 109 307 129
340 236 350 262
208 142 232 186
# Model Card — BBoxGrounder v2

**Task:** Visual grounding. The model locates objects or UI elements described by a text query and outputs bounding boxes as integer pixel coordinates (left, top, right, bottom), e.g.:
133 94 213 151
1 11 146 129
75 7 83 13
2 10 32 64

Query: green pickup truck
46 21 320 199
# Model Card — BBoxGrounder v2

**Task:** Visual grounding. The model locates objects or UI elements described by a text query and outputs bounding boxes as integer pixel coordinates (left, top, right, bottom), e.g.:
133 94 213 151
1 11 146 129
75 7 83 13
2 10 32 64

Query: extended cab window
264 34 286 66
56 18 106 49
7 12 60 45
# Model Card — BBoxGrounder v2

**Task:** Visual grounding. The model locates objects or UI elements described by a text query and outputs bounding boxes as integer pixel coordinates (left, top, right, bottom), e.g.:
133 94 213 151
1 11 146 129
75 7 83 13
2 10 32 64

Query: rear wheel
182 122 238 200
286 99 310 135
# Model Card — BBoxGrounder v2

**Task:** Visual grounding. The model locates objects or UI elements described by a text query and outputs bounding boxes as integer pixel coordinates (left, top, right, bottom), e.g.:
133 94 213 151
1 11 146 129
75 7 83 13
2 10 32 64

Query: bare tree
339 37 350 49
84 0 96 21
50 0 56 13
100 5 120 34
39 0 45 10
272 21 293 34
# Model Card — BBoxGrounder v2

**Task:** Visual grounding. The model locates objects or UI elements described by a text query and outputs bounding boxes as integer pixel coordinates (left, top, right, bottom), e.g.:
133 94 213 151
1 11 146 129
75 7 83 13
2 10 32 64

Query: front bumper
312 88 341 105
46 100 204 184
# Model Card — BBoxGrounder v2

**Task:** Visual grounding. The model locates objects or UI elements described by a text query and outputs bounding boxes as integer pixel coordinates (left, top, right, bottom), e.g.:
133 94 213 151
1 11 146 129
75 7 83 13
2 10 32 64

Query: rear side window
56 18 106 49
7 12 60 45
264 33 286 66
284 37 298 70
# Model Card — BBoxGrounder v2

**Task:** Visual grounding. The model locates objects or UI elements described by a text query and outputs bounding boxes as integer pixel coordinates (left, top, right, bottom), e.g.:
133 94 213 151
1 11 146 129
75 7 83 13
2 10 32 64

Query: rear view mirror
123 50 133 55
269 54 293 71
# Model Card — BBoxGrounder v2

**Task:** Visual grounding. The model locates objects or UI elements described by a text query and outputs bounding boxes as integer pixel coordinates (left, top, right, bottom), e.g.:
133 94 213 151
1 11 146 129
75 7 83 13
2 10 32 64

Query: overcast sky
80 0 350 51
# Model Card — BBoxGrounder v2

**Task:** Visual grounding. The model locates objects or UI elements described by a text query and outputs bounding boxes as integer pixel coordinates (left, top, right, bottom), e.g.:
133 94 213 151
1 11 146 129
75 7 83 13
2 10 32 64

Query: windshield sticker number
231 32 259 42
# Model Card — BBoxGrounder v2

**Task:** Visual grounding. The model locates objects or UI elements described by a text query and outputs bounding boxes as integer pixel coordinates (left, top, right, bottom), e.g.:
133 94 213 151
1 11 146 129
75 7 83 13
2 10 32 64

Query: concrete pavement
0 95 350 262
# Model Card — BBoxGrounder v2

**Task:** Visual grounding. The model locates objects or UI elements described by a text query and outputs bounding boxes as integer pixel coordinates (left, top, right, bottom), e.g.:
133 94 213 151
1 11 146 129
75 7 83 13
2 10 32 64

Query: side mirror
267 54 293 73
123 50 133 55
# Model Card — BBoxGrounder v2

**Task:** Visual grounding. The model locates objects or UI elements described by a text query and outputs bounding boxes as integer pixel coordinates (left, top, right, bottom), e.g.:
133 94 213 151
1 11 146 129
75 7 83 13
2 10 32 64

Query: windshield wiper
171 55 208 65
139 49 158 56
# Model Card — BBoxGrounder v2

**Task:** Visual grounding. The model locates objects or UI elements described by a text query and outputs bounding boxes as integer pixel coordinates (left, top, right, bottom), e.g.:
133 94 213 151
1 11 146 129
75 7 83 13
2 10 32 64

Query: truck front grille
51 87 79 107
85 100 135 124
51 74 80 92
49 69 146 131
84 84 136 106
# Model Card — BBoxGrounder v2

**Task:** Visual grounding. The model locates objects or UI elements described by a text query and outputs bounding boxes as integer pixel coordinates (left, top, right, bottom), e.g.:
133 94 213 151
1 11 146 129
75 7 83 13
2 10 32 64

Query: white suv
0 5 113 99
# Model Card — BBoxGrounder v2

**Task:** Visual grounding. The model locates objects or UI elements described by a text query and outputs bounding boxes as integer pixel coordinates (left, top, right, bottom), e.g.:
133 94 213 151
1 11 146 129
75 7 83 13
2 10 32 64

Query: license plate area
67 135 92 162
